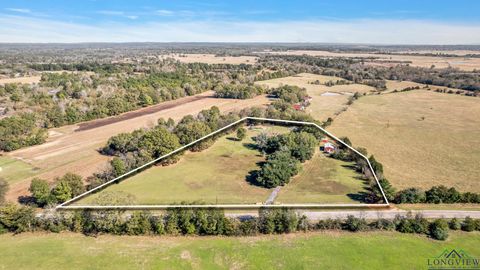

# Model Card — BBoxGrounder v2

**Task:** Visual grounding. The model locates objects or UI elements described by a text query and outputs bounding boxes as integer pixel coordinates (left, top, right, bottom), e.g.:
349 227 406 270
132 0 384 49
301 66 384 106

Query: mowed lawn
0 156 39 184
329 90 480 191
1 232 479 269
80 127 290 205
276 152 368 204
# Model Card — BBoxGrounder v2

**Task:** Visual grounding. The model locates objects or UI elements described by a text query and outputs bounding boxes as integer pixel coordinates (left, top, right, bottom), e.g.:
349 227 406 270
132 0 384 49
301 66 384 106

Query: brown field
306 94 351 122
256 73 375 121
260 50 480 71
385 80 470 95
161 53 258 64
328 90 480 191
255 73 375 94
0 76 41 85
5 91 270 202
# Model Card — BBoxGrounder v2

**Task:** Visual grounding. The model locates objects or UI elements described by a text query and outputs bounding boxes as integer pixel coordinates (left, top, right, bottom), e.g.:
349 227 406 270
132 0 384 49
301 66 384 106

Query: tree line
1 203 480 241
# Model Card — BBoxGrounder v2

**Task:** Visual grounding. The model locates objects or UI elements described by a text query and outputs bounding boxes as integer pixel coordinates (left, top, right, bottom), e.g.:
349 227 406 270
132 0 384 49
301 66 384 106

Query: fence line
57 117 389 210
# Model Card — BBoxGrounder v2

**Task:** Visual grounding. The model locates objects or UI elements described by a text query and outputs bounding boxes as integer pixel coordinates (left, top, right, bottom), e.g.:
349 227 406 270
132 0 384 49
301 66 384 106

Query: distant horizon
0 42 479 46
1 0 480 44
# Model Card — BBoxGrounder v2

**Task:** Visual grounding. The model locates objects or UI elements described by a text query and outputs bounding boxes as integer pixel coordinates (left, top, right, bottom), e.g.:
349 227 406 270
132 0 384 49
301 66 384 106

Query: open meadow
4 92 270 202
328 90 480 191
77 126 288 205
1 231 479 270
277 151 368 204
76 124 369 206
0 75 41 85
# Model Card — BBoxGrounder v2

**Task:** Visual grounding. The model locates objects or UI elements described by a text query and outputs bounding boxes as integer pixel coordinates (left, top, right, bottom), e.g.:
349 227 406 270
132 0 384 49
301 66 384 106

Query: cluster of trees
214 83 266 99
323 79 351 87
29 63 130 73
1 203 479 241
0 71 214 151
395 185 480 204
28 173 85 207
270 85 308 104
251 131 318 188
0 113 47 151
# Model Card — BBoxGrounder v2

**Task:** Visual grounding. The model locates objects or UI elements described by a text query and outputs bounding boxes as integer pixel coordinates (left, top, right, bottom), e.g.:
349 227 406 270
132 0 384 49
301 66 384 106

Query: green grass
1 231 479 269
79 126 289 205
0 156 39 184
276 152 368 204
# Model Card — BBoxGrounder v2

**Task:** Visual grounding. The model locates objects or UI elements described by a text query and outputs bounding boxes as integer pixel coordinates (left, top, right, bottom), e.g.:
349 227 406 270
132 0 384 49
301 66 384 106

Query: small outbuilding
323 142 336 154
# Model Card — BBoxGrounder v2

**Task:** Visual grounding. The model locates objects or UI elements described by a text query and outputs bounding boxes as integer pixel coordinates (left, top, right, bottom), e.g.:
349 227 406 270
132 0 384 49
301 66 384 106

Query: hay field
255 73 375 94
78 127 289 205
328 90 480 191
1 232 479 270
162 53 257 64
256 73 375 121
385 80 468 94
5 92 270 202
260 50 480 71
0 76 41 85
276 152 367 204
0 156 39 184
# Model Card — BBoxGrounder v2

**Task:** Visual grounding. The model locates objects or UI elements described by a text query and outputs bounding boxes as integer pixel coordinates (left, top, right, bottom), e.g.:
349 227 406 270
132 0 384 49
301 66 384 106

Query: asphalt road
228 209 480 220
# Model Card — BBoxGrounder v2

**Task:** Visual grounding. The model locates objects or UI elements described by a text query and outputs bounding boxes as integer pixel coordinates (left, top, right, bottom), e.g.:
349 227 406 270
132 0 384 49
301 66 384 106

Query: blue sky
1 0 480 43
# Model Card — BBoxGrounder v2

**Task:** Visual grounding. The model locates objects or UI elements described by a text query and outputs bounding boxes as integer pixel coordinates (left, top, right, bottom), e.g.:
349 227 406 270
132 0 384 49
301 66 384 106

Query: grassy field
385 80 469 94
0 75 41 85
1 231 479 269
328 90 480 191
255 73 375 95
79 126 289 205
256 73 375 121
277 152 368 204
0 156 39 184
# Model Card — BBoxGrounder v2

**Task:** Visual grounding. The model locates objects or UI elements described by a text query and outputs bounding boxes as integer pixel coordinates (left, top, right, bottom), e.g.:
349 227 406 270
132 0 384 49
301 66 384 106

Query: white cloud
0 14 479 44
5 8 31 14
97 10 125 16
156 9 173 16
96 10 138 20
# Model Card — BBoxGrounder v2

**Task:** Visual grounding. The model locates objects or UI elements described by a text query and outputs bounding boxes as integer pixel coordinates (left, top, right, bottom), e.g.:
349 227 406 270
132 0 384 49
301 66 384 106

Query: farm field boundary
57 117 389 210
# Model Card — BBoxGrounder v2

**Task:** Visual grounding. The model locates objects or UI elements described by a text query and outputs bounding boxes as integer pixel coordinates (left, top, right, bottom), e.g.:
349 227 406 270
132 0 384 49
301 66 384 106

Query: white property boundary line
57 117 389 210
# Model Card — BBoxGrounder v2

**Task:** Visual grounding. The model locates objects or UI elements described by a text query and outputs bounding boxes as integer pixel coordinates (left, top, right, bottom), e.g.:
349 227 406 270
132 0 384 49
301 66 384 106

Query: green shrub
429 219 449 240
343 215 368 232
